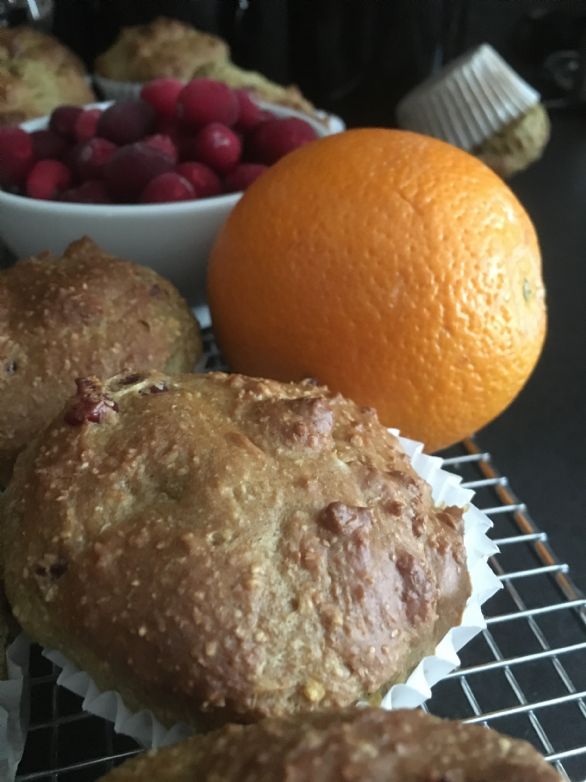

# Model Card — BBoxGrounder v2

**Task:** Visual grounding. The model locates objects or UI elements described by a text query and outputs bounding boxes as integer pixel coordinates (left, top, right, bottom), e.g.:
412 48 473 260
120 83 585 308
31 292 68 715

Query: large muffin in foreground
0 26 94 124
0 238 201 481
1 371 470 727
98 707 560 781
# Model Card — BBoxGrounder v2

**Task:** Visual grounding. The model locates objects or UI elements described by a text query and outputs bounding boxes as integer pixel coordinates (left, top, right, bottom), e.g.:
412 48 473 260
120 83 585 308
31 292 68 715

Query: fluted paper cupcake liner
93 74 142 102
0 634 30 782
38 432 501 750
396 43 540 151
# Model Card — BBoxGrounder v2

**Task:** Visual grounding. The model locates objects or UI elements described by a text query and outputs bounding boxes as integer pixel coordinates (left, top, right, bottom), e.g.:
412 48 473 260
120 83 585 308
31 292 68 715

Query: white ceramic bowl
0 101 333 305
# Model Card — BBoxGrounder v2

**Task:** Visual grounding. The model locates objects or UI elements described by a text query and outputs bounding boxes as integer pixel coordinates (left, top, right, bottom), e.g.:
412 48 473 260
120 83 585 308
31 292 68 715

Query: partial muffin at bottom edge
1 371 470 727
98 707 560 782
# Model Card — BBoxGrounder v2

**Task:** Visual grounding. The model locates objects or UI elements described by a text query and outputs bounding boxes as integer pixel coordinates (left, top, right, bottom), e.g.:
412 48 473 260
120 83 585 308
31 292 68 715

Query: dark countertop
478 109 586 593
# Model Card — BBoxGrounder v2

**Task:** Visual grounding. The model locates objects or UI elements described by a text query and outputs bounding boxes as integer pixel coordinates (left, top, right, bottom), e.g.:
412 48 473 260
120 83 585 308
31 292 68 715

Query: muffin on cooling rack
0 237 201 482
1 371 470 727
0 26 94 125
98 707 560 781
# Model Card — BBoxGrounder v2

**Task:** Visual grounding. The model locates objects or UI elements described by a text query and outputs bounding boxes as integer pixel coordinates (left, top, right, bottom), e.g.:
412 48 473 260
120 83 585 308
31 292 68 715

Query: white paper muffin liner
0 634 30 782
32 432 502 751
93 74 142 102
92 73 345 134
396 43 540 150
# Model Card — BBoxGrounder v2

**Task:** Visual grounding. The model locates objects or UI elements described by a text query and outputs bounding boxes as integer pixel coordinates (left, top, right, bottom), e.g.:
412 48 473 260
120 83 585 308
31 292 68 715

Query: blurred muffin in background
93 16 316 117
474 102 550 179
396 43 550 178
94 16 229 83
192 59 315 116
0 26 95 125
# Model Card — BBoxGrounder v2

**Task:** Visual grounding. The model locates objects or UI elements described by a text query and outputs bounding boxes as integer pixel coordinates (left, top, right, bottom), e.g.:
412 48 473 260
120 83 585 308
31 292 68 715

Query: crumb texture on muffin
0 26 94 124
98 707 560 781
94 17 229 82
0 237 201 480
1 372 469 726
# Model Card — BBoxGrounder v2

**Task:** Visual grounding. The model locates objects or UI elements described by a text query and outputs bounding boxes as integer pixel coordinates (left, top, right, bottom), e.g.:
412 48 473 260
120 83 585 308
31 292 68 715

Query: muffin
98 707 560 781
93 16 316 117
94 17 229 83
474 103 550 179
0 26 95 125
0 237 201 482
192 60 316 117
396 44 549 178
1 371 470 727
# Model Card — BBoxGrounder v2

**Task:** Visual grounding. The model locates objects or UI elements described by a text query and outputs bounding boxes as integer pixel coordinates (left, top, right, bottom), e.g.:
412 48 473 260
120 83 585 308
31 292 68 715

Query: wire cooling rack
13 326 586 782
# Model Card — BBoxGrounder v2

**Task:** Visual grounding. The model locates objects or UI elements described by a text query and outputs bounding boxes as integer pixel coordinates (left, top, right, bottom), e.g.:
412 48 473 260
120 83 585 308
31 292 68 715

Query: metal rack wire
14 326 586 782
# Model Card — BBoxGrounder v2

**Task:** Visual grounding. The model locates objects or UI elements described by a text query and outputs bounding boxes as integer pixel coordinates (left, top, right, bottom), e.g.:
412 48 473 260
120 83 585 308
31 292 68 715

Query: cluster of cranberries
0 78 318 204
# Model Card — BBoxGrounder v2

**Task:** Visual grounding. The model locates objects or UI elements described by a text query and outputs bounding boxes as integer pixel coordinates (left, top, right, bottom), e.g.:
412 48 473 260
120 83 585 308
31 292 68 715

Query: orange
208 129 546 452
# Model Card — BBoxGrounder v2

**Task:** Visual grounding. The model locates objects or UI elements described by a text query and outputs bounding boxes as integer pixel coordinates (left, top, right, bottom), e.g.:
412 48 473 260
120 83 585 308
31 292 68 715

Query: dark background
22 0 586 591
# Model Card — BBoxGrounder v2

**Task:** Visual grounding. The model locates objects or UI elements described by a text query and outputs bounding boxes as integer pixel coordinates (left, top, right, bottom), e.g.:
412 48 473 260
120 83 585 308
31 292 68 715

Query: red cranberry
234 90 264 132
26 160 72 200
60 179 111 204
97 100 155 145
177 135 199 162
141 78 184 119
247 117 318 164
146 382 168 394
176 79 238 128
155 114 182 137
49 106 83 138
104 142 174 201
74 109 102 142
30 129 68 161
223 163 267 193
175 161 221 197
192 122 241 173
71 138 117 181
65 378 118 425
143 134 177 164
140 172 195 203
0 127 33 185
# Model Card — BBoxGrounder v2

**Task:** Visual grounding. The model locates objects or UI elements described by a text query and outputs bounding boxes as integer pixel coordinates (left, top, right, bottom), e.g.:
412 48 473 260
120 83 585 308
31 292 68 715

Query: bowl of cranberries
0 78 332 305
